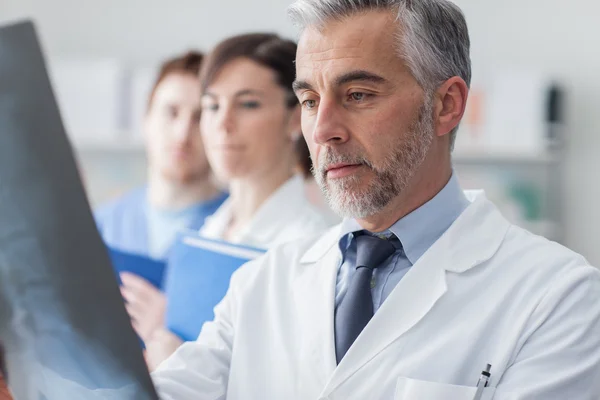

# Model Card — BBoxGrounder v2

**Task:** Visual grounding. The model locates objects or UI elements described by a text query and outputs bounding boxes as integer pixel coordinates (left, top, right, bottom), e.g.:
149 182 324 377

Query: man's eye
302 99 316 109
350 92 366 101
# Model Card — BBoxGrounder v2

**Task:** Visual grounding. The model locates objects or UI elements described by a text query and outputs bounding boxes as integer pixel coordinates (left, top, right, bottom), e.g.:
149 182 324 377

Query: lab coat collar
333 173 469 265
200 174 310 248
299 224 342 264
240 174 307 245
300 190 507 273
442 190 510 273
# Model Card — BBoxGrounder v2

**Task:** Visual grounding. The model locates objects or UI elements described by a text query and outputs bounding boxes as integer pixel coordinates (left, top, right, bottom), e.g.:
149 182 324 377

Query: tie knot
354 234 397 270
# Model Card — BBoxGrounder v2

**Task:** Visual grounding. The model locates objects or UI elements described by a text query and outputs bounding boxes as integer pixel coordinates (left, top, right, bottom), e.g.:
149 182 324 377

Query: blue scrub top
94 187 227 259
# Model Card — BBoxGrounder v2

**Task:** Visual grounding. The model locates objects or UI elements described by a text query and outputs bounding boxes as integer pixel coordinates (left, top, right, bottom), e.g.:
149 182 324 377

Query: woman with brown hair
143 32 334 370
193 33 331 247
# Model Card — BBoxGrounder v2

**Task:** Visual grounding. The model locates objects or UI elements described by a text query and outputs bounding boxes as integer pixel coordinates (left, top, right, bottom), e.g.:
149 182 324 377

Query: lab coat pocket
394 376 496 400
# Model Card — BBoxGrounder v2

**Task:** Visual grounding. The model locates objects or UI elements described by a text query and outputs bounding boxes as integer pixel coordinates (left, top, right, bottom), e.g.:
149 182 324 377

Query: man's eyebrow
292 80 314 93
292 70 388 93
334 70 388 87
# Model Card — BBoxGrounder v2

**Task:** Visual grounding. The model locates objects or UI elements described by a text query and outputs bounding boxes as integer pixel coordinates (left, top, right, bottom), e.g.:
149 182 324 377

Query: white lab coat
152 191 600 399
199 175 331 248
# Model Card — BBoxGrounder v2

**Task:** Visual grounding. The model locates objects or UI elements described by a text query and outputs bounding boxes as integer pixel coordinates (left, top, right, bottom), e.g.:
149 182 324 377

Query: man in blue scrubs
95 51 226 260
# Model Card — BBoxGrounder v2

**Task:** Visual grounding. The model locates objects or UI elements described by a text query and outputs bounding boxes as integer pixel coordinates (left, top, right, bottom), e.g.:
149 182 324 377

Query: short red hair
147 51 204 110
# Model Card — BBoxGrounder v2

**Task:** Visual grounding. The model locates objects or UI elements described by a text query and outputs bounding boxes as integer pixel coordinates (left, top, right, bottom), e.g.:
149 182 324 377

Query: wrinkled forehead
295 11 408 86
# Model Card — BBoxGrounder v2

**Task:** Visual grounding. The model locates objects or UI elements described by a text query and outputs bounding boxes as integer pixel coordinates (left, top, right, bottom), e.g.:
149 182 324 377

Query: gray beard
313 100 434 219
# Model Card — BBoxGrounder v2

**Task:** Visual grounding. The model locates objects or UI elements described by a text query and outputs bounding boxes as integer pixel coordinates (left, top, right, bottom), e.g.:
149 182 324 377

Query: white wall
2 0 600 264
0 0 297 63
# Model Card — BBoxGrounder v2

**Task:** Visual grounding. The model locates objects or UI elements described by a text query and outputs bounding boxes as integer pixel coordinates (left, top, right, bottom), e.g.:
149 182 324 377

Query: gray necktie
335 234 397 364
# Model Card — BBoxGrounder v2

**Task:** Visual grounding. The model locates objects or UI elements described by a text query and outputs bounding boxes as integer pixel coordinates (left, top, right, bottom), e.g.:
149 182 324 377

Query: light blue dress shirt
335 173 470 312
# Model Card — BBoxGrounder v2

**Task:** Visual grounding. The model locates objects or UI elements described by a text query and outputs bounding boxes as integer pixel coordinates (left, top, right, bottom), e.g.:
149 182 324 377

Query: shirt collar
338 172 469 265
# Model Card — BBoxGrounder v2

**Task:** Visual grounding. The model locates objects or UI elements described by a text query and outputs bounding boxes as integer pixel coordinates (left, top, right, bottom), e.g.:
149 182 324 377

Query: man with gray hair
152 1 600 399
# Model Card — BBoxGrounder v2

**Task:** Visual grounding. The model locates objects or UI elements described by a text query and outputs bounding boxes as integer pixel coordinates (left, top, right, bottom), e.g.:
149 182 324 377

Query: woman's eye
241 101 260 109
203 104 219 111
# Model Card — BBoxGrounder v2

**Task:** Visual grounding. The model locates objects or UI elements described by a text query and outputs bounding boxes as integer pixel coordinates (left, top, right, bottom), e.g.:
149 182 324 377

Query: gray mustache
316 152 373 173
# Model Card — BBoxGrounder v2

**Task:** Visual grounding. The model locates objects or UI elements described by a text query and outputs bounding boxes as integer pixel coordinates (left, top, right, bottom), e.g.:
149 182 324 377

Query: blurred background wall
1 0 600 265
456 0 600 267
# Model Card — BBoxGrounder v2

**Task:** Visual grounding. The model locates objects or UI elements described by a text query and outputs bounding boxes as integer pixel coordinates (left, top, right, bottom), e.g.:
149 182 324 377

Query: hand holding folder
165 232 266 342
120 272 167 343
108 247 166 290
105 247 169 343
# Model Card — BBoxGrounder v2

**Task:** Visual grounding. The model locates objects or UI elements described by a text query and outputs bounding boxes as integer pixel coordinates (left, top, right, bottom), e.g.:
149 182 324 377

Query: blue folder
165 231 266 342
108 247 167 290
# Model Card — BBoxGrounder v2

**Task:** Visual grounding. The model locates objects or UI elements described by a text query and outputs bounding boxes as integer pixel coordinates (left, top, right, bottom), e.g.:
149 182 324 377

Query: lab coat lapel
296 226 344 389
237 175 306 245
322 247 448 393
321 193 510 394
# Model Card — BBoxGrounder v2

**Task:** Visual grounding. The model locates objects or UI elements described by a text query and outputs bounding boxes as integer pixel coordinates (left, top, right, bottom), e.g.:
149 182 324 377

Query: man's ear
433 76 469 138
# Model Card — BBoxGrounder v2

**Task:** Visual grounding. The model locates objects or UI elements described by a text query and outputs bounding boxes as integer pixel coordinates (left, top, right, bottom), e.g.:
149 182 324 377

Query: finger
120 273 154 292
120 285 136 300
131 319 144 338
120 286 138 304
124 302 140 320
128 314 152 343
121 280 155 305
121 285 150 305
125 296 148 320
